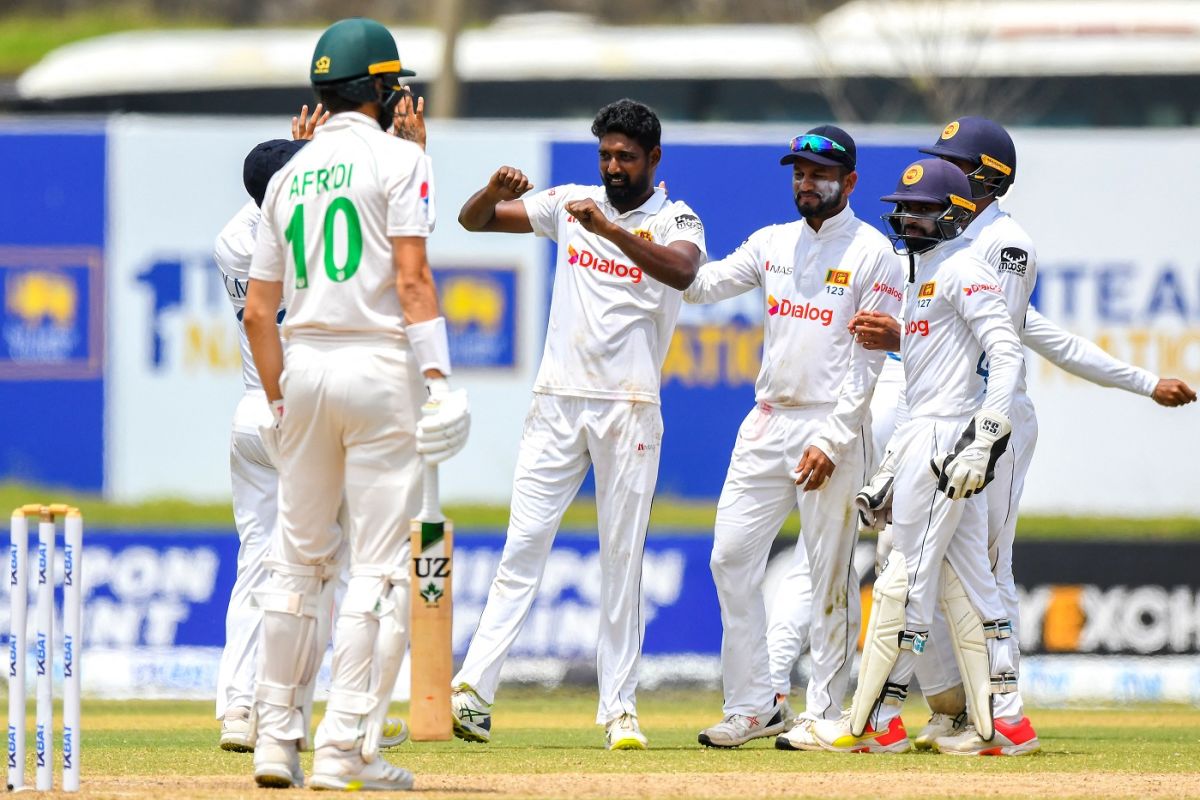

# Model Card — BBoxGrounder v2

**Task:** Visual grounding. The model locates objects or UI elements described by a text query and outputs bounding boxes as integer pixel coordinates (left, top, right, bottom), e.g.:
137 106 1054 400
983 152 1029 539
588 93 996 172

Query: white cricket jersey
1022 306 1157 396
899 237 1024 419
684 205 903 461
249 112 434 341
964 202 1036 396
523 184 707 404
213 200 281 392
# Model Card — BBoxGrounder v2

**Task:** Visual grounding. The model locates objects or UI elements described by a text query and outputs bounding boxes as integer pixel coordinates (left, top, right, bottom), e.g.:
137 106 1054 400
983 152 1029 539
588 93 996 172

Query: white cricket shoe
379 717 409 749
698 700 791 748
811 712 912 754
913 711 967 750
220 706 253 753
310 744 415 791
934 716 1040 756
451 684 493 743
253 734 303 788
605 712 648 750
775 715 823 751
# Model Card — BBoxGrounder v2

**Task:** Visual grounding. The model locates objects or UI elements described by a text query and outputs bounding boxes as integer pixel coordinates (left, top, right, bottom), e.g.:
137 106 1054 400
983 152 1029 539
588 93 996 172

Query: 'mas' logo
766 295 833 326
566 245 643 283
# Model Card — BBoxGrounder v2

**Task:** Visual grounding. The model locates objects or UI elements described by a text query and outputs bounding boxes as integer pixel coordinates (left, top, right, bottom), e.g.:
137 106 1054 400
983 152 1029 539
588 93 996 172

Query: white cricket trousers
914 395 1036 721
215 391 349 720
259 337 424 744
871 414 1016 729
216 391 277 719
765 356 902 696
453 393 662 725
713 403 866 721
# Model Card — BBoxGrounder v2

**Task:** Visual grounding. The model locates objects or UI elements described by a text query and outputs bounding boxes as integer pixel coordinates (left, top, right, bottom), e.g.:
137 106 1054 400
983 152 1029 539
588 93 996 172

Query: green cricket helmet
310 18 414 109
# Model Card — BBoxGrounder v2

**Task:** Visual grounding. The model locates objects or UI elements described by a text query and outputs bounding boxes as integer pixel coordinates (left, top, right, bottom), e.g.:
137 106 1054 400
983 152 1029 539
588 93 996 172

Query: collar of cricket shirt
600 185 669 220
962 201 1002 241
319 111 387 134
802 202 856 239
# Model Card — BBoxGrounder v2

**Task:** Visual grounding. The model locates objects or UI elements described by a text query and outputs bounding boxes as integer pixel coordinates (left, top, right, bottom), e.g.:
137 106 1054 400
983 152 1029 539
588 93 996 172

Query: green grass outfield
3 481 1200 540
12 690 1200 799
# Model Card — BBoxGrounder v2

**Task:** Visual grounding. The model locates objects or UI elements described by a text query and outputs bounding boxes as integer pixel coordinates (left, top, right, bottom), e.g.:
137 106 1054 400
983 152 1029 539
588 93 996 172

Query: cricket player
765 307 1195 727
449 99 706 750
679 126 902 749
851 117 1196 755
243 18 469 790
812 158 1024 753
214 97 423 755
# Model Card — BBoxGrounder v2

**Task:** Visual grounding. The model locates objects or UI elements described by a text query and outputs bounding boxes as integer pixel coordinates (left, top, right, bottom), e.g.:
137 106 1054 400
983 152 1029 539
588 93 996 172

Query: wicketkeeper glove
930 409 1012 500
258 398 285 468
417 378 470 464
855 449 897 532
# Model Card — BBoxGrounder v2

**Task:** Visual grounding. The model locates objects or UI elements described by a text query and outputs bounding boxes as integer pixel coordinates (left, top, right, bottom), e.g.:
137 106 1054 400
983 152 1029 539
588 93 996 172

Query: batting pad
850 556 910 737
939 559 999 742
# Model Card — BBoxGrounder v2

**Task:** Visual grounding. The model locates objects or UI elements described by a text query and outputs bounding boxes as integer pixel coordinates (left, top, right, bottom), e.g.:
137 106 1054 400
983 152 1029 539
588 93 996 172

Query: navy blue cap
881 158 975 209
919 116 1015 178
780 124 856 170
243 139 307 207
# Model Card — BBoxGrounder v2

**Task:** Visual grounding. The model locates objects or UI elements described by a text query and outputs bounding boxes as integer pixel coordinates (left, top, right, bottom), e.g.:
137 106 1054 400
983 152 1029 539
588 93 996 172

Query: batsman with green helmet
243 17 469 791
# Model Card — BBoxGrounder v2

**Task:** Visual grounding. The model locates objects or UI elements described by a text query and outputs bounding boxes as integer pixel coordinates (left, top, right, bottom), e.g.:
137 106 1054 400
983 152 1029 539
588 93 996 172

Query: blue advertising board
0 528 724 696
0 127 106 491
436 267 519 370
548 139 921 498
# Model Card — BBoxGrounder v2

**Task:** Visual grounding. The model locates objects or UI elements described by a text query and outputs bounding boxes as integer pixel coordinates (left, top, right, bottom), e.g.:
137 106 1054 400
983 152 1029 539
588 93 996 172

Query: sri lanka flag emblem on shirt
825 269 851 286
918 281 937 298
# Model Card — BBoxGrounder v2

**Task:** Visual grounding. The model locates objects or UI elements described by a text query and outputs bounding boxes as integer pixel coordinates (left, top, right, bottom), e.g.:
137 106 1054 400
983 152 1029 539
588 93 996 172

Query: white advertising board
106 115 547 503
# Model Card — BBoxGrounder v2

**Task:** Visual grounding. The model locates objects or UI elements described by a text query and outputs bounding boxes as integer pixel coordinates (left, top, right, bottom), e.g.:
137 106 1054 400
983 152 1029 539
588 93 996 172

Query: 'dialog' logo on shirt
766 294 833 326
566 244 643 284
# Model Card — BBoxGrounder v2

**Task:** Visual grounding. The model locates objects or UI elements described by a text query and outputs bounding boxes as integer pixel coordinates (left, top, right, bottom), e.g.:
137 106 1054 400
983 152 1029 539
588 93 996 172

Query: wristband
407 316 452 375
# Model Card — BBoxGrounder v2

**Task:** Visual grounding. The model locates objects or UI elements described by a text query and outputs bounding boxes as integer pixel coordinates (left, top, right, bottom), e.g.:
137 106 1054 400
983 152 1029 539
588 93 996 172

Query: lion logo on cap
941 121 960 140
902 164 924 185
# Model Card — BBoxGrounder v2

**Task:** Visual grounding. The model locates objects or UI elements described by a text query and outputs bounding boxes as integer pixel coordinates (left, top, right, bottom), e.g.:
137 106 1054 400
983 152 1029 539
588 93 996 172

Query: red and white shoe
812 713 911 754
934 716 1040 756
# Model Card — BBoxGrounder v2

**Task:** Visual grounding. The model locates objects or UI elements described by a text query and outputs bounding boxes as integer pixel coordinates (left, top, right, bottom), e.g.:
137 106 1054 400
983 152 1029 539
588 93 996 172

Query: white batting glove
854 450 896 532
417 378 470 464
258 398 285 468
930 410 1012 500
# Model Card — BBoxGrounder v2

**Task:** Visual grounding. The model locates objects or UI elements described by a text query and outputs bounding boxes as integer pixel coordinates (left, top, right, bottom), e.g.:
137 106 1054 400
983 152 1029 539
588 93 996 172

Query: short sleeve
522 185 570 241
248 177 286 283
656 201 707 258
385 148 433 238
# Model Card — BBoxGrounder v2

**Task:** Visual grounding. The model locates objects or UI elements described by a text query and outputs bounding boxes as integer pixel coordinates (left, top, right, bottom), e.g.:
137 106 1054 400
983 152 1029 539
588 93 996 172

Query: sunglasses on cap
789 134 848 155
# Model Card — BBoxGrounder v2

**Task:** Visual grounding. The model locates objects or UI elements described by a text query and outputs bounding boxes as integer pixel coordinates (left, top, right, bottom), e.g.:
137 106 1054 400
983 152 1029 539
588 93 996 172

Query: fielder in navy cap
780 124 857 170
243 139 308 208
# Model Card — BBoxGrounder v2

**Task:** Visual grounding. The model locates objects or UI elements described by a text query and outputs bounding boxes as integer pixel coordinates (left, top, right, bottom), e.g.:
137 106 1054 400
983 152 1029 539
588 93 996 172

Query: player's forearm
979 335 1024 418
397 268 440 326
603 227 698 290
813 348 885 462
245 315 284 401
457 186 503 231
244 278 285 401
393 237 440 325
683 264 755 304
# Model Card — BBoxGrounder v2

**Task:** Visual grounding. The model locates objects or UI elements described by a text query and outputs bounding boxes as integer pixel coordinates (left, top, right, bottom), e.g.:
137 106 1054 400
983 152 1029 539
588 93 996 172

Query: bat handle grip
420 461 444 523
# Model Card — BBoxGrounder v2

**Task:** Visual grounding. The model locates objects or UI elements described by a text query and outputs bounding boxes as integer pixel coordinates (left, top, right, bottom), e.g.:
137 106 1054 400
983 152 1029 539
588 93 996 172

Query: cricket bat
410 462 454 740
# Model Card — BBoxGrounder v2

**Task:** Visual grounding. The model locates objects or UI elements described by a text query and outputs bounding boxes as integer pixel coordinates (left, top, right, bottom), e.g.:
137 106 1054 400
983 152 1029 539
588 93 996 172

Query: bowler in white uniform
449 99 706 751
